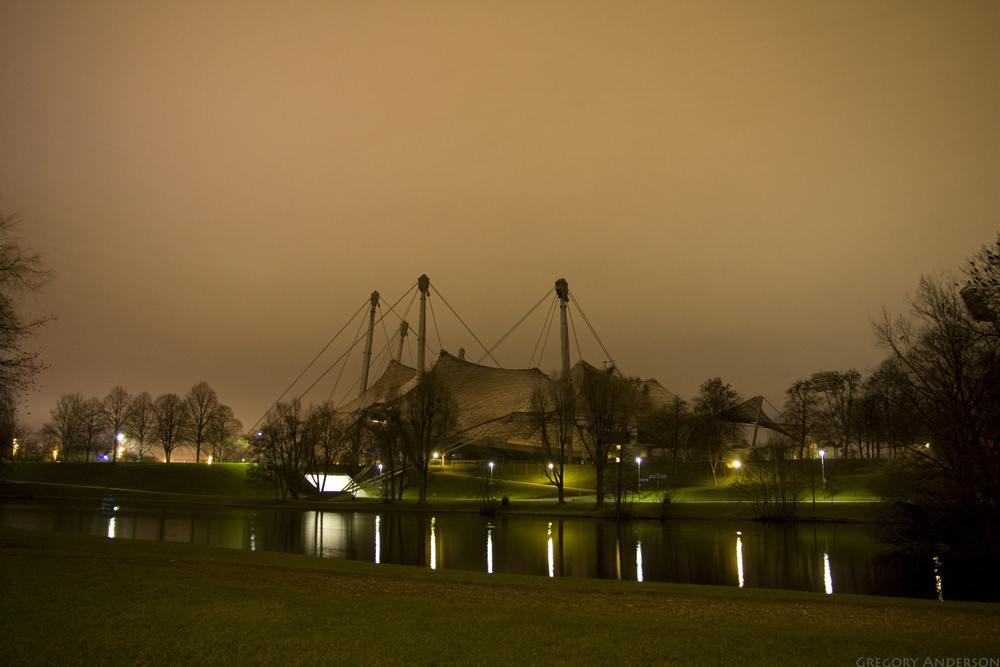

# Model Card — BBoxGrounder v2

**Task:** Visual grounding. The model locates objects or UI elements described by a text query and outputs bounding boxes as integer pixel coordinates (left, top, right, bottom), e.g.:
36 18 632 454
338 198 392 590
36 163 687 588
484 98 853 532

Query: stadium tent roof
338 350 554 446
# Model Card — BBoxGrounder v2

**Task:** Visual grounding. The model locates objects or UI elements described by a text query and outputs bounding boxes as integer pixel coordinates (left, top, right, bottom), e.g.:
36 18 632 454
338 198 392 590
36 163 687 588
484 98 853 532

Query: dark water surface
0 499 976 600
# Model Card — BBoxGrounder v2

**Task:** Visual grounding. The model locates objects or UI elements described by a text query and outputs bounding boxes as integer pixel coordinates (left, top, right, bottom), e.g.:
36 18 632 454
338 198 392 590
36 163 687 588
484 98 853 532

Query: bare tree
640 394 693 476
575 366 649 510
0 213 52 456
364 401 407 501
691 378 743 486
818 370 863 458
781 379 821 458
127 392 155 461
730 433 805 519
962 232 1000 328
396 373 458 504
306 402 346 491
153 393 188 462
102 386 132 462
251 400 313 499
529 374 573 504
185 381 219 463
874 273 1000 559
207 403 242 462
42 392 85 461
79 397 106 461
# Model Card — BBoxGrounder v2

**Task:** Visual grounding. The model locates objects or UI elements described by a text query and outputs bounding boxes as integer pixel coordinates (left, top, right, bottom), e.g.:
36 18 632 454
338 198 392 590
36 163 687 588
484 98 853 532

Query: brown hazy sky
2 1 998 430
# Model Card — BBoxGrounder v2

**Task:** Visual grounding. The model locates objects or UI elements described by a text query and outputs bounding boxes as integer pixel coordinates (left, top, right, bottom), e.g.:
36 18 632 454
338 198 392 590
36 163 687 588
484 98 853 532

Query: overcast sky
2 1 998 431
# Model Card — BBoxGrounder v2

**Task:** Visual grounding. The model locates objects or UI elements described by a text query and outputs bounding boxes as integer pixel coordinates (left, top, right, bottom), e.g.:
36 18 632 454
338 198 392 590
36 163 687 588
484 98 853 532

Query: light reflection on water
0 500 972 600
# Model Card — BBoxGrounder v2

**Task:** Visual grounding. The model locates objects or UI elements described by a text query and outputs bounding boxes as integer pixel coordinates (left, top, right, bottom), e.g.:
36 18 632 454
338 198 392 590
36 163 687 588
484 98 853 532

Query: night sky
2 1 998 431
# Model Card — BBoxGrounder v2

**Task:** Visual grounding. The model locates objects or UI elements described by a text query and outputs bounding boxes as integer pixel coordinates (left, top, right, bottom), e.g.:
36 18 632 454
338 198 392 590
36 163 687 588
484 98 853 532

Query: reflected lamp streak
430 517 437 570
487 524 494 575
546 522 554 578
736 532 744 589
823 552 833 595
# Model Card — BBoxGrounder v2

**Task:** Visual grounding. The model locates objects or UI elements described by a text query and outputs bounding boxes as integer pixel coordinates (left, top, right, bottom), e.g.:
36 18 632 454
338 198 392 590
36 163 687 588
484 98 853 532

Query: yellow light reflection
636 539 644 583
374 515 381 565
823 552 833 595
933 555 944 601
736 531 744 588
486 523 494 575
107 516 116 540
430 517 437 570
547 522 554 578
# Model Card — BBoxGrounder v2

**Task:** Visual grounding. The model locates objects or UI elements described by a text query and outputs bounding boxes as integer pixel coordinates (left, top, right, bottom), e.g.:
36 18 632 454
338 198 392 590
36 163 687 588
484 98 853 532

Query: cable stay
566 288 618 375
433 285 502 367
527 295 559 370
474 288 552 367
250 297 371 432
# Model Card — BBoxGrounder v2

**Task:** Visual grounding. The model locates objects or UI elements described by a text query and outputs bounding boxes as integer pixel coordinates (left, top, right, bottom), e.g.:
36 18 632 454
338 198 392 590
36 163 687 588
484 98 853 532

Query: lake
0 499 984 601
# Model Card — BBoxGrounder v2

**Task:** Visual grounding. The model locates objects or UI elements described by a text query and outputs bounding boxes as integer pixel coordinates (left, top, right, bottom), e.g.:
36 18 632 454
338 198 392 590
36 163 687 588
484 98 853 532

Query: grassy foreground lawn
1 527 997 666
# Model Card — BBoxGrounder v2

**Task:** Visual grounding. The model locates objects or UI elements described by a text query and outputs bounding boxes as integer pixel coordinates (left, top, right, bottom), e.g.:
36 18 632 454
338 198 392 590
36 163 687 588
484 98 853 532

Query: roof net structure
337 349 787 455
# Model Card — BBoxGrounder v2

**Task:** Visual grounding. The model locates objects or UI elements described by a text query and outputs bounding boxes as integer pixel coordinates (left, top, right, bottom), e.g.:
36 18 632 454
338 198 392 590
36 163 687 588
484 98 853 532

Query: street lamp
635 457 642 493
732 460 741 481
489 461 494 483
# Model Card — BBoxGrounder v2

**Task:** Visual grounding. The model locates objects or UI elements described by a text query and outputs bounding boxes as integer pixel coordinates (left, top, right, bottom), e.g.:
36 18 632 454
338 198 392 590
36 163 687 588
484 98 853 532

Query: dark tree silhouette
0 214 52 457
153 393 188 463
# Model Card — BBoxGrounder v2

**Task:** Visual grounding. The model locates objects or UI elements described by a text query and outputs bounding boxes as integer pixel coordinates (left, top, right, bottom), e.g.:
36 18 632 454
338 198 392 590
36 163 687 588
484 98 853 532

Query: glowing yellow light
12 438 18 457
736 532 744 588
732 460 741 469
546 522 553 578
636 539 644 583
52 449 58 462
429 516 437 571
548 462 554 470
823 552 833 595
207 455 213 465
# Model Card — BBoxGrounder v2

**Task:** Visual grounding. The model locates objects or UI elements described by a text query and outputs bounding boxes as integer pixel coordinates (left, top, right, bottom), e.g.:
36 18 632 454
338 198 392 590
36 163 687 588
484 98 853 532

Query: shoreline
0 478 883 523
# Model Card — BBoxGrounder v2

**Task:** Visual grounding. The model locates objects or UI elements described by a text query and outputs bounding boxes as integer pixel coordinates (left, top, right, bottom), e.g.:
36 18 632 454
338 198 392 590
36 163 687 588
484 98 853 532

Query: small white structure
306 474 370 498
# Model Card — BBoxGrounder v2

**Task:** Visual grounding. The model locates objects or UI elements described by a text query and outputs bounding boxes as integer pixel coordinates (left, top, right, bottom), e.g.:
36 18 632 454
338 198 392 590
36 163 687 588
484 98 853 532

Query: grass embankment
1 527 997 666
1 460 883 521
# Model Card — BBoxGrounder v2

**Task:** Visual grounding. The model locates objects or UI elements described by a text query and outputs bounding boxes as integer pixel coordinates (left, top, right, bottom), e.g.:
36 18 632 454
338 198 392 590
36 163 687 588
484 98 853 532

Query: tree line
21 383 244 463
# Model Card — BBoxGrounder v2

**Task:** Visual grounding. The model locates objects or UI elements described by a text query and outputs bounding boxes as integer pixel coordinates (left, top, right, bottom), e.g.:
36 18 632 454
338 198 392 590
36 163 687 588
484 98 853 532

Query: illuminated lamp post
732 460 741 482
488 461 495 503
819 450 826 490
635 457 642 494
